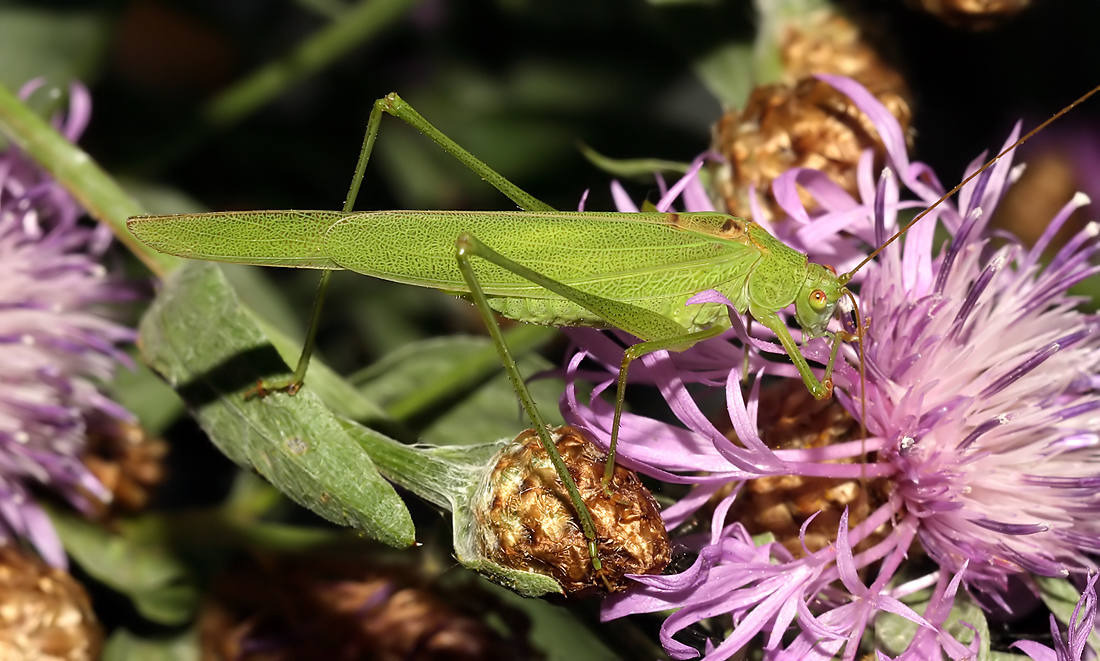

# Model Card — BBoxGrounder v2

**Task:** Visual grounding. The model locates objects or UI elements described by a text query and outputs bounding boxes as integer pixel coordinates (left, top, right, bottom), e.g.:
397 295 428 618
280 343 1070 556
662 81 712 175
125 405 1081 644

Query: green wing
325 210 759 305
126 208 761 327
127 210 346 269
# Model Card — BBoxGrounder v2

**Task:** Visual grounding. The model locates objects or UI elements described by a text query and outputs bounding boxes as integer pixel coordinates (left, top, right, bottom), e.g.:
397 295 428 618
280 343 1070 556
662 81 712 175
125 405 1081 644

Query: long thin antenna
848 83 1100 276
846 290 867 486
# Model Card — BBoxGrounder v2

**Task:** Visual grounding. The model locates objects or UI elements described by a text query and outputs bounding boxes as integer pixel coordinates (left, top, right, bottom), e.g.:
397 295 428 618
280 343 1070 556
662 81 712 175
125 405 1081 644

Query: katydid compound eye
809 289 828 311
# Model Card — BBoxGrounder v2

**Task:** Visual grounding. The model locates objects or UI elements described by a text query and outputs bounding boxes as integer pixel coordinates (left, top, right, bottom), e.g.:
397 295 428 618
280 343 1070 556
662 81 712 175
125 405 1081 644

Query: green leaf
354 329 565 445
48 509 198 626
138 261 415 548
875 588 992 660
692 41 755 110
578 143 690 181
480 578 622 660
103 628 198 661
131 583 202 626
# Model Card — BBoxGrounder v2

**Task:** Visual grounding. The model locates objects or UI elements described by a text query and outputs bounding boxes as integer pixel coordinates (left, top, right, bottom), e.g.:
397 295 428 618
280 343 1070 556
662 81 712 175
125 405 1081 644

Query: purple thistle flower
565 75 1100 659
0 81 135 567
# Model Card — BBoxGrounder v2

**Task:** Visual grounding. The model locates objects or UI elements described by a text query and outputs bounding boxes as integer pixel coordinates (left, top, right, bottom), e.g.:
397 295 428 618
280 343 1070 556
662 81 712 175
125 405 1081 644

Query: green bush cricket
127 84 1100 577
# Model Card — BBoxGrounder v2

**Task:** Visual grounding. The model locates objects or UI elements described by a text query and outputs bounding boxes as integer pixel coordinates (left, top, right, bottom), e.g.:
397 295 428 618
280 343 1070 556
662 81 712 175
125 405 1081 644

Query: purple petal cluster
0 81 134 566
566 75 1100 658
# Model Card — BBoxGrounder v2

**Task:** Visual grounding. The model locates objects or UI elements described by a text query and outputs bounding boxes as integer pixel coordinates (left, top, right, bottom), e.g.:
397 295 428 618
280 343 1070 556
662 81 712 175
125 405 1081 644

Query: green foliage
1037 575 1100 656
139 261 415 548
0 7 108 91
102 628 198 661
49 508 199 626
875 588 993 660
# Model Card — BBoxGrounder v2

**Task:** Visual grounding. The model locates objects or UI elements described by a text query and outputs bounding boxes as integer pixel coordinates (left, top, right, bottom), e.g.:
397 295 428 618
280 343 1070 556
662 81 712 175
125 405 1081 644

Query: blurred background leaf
103 628 198 661
0 7 109 92
49 508 199 626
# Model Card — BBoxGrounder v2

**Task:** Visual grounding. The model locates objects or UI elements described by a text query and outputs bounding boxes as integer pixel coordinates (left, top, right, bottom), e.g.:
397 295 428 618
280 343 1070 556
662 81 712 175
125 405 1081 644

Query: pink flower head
567 75 1100 658
0 80 135 567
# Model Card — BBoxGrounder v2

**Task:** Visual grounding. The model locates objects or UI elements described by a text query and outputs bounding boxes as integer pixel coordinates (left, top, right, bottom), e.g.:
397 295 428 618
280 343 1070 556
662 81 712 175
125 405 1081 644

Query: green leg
245 268 333 397
374 93 555 213
741 317 752 384
262 91 574 396
603 321 729 487
247 97 384 397
454 232 714 568
455 234 602 572
254 92 558 396
454 234 730 489
749 305 836 400
822 329 857 390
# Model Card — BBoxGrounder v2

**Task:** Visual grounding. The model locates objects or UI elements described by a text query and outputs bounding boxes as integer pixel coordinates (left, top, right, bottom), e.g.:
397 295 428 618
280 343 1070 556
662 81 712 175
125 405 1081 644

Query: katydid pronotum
128 84 1100 578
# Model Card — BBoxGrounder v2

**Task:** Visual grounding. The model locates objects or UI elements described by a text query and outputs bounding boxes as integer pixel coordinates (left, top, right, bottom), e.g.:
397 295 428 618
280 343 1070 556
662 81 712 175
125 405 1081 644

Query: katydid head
793 263 848 339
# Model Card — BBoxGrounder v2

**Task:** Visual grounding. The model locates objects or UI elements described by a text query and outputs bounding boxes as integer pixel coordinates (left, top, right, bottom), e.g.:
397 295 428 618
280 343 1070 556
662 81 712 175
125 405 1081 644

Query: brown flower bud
714 13 912 220
904 0 1032 30
722 382 887 558
474 425 671 594
200 555 536 661
780 13 908 88
82 418 168 517
0 546 102 661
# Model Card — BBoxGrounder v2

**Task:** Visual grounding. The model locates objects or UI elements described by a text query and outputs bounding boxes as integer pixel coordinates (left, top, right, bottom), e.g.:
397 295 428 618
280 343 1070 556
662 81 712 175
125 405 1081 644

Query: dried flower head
905 0 1032 30
0 81 135 567
82 418 167 518
713 10 911 219
199 554 535 661
0 545 103 661
778 12 904 87
725 380 881 559
473 425 670 594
